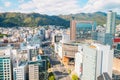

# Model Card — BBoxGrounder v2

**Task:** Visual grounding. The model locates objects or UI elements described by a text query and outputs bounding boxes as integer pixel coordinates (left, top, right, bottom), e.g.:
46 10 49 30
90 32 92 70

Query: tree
47 61 51 68
48 72 55 80
72 74 79 80
48 76 55 80
68 69 71 74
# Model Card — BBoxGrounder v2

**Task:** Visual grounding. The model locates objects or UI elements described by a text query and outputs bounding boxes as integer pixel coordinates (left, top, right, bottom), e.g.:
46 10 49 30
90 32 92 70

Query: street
43 46 71 80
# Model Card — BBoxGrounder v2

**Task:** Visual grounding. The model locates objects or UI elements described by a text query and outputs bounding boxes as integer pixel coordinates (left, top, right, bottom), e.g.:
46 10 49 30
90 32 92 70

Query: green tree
72 74 79 80
48 72 55 80
68 69 71 74
47 61 51 68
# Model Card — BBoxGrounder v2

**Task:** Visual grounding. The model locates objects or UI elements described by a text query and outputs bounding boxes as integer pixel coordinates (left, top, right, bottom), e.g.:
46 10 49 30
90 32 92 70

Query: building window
64 52 67 56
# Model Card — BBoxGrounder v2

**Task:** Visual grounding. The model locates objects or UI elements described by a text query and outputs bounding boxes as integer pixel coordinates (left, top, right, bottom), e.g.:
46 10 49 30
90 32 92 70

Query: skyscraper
70 19 76 40
96 11 116 46
106 11 116 35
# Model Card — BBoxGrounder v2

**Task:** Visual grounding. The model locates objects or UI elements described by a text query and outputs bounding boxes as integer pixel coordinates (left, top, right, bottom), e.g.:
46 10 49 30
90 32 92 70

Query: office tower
54 33 62 43
29 63 39 80
70 19 76 40
96 11 116 46
106 11 116 35
70 19 96 41
0 56 12 80
28 48 38 61
13 62 27 80
51 33 62 44
97 33 113 46
39 28 45 41
28 55 47 80
75 43 113 80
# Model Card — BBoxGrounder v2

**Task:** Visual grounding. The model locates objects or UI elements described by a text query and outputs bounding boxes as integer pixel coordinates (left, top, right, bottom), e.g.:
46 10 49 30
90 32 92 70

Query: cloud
81 0 120 13
0 7 3 12
4 1 11 7
0 7 2 10
19 0 81 15
2 0 120 15
19 1 35 10
18 0 24 3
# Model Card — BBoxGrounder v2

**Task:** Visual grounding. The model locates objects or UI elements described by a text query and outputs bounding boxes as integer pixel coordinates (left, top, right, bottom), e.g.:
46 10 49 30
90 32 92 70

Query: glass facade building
76 21 96 39
106 11 116 35
28 55 48 80
0 56 12 80
70 20 97 40
28 49 39 61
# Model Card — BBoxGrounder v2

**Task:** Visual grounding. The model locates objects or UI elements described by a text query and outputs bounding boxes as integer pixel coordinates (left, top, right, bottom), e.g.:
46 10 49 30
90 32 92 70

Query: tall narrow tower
106 11 116 35
70 17 76 41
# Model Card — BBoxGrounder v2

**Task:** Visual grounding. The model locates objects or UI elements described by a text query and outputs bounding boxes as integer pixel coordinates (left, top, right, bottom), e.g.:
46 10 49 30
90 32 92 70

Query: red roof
114 38 120 43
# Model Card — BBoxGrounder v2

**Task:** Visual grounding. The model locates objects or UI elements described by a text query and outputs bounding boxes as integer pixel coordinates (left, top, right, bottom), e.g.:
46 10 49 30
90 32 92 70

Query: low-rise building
55 41 79 66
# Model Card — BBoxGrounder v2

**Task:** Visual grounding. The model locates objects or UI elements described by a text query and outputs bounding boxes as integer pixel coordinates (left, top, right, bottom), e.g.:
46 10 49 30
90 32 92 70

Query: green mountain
0 12 120 28
0 12 69 27
59 11 120 25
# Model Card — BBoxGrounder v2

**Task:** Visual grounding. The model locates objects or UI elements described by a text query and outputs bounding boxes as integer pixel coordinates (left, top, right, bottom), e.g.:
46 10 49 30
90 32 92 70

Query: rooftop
113 58 120 73
19 61 27 67
0 56 10 59
113 70 120 75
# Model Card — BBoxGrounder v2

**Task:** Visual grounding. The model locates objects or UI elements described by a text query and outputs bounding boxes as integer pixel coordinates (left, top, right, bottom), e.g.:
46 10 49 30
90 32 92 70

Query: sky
0 0 120 15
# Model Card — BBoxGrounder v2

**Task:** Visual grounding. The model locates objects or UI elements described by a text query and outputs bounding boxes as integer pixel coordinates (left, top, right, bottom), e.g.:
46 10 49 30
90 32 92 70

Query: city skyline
0 0 120 15
0 1 119 79
0 10 118 80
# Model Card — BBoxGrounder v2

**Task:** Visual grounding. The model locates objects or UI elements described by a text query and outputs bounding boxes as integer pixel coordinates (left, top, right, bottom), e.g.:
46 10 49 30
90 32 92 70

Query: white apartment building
13 62 27 80
29 63 39 80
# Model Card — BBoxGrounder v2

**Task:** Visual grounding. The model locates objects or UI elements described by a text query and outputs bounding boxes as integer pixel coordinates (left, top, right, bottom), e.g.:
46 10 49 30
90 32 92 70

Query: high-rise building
39 28 45 41
97 33 113 46
0 56 12 80
51 33 62 44
13 62 28 80
28 55 47 80
70 20 76 40
75 43 113 80
96 11 116 46
29 63 39 80
106 11 116 35
28 48 38 61
70 20 96 41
